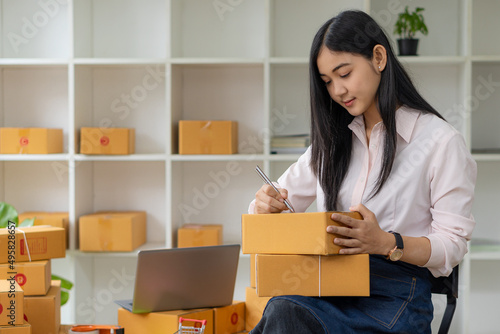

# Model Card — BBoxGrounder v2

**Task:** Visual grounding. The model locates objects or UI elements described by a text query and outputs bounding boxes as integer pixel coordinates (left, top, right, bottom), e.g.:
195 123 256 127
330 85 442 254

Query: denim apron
253 255 434 334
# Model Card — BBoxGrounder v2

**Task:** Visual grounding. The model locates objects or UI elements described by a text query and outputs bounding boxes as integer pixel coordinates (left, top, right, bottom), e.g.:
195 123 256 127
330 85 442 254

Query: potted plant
393 6 428 56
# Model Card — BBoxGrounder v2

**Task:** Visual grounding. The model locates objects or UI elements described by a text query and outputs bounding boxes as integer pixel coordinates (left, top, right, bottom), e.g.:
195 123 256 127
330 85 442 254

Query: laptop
115 244 240 313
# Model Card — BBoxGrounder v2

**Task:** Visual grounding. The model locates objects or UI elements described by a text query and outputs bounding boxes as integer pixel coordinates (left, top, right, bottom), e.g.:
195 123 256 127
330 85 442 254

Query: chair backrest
431 265 459 297
430 266 459 334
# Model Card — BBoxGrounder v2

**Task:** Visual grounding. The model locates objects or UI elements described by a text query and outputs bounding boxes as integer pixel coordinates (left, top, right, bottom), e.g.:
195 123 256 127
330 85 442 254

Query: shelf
70 242 167 257
171 154 264 162
74 154 167 162
0 154 70 161
471 55 500 63
397 56 466 65
269 57 309 64
0 59 69 66
73 58 167 65
470 250 500 260
170 58 264 65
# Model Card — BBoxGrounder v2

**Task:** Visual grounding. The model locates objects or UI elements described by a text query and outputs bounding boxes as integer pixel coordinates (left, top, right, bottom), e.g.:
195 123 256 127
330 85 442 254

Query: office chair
431 265 459 334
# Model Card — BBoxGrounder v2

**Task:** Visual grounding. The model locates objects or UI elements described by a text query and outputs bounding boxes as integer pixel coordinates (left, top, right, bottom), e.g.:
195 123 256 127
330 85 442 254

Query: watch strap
391 231 404 250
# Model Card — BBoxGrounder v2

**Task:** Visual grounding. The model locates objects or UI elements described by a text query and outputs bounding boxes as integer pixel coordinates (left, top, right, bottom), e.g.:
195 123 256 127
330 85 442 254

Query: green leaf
52 274 74 290
60 290 69 306
393 6 427 39
18 218 35 227
0 202 19 228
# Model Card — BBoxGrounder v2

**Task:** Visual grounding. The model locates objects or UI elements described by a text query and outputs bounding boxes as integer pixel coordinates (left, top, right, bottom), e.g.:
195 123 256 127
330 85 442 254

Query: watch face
390 249 404 261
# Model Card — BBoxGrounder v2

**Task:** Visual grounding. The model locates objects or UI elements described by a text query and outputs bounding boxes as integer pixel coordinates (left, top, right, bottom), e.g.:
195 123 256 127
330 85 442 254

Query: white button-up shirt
249 106 477 277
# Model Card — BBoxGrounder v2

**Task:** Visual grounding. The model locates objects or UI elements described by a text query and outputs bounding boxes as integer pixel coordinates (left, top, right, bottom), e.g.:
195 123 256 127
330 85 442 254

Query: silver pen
255 165 295 213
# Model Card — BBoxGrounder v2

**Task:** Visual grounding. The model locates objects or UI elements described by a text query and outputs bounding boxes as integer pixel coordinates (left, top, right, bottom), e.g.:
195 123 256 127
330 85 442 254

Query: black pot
397 38 419 56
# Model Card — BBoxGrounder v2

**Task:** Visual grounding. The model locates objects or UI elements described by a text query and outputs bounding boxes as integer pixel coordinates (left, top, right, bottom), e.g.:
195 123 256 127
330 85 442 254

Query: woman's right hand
253 184 289 214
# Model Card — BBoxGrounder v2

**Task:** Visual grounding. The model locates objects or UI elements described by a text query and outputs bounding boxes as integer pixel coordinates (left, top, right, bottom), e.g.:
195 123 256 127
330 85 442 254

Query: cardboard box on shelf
0 321 31 333
0 280 24 326
213 301 245 334
118 307 214 334
0 226 66 264
0 260 51 296
242 211 362 255
80 127 135 155
256 254 370 297
244 287 270 332
79 211 146 251
18 212 69 248
179 120 238 155
23 280 60 334
0 127 63 154
177 224 223 248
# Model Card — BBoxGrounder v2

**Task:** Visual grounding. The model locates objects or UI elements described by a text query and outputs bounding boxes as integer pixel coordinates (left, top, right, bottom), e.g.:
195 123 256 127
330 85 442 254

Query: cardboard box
23 280 60 334
80 127 135 155
179 120 238 154
0 280 24 326
0 128 63 154
79 211 146 251
0 227 66 264
213 301 245 334
0 260 51 296
250 254 256 288
242 211 362 255
178 224 223 248
118 307 214 334
256 254 370 297
244 287 270 332
18 212 69 248
0 321 31 333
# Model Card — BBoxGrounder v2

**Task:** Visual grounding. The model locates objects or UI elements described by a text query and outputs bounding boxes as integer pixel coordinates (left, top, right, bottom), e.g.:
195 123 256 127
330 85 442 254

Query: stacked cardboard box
0 280 24 326
241 211 371 331
0 227 65 334
0 226 66 263
177 224 223 248
118 301 245 334
23 280 61 334
18 212 69 248
79 211 147 251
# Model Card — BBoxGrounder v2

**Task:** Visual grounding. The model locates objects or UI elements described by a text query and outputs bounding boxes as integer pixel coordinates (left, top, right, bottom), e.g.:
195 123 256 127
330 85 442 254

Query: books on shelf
271 134 310 155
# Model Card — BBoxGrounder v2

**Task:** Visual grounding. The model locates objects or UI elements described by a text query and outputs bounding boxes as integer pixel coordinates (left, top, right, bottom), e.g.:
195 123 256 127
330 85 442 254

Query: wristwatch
386 231 404 261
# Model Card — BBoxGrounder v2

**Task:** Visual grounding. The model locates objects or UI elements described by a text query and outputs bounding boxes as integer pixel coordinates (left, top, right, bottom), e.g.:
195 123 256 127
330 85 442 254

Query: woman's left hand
326 204 393 255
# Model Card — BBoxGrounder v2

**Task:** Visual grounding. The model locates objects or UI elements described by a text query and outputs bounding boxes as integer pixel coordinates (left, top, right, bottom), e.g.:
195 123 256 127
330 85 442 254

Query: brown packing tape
200 121 212 154
98 217 114 251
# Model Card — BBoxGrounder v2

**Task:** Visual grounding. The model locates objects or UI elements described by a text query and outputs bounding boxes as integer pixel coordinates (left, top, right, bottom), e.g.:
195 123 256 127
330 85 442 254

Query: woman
249 10 476 333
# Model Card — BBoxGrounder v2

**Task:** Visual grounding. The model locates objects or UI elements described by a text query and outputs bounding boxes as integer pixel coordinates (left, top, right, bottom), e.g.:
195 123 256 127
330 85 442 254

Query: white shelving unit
1 0 499 332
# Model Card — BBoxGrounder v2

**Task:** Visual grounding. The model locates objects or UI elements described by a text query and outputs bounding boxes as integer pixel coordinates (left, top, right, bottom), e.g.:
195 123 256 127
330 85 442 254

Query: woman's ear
372 44 387 72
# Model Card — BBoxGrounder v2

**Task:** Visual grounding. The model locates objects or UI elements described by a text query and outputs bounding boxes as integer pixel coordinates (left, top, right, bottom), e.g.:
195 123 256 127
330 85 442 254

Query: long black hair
309 10 443 210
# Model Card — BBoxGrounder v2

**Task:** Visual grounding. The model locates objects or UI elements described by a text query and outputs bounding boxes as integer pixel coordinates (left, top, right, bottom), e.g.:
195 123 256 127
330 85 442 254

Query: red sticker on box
231 312 238 325
15 273 27 286
20 137 29 146
0 303 3 315
24 314 28 322
100 136 110 146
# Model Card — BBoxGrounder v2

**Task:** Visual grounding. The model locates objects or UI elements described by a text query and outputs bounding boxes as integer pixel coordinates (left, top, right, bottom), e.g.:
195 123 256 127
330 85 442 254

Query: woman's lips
344 98 355 107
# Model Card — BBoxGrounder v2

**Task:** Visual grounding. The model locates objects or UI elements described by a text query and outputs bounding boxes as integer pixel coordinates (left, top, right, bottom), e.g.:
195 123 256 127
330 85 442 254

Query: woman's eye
340 72 350 78
324 81 331 86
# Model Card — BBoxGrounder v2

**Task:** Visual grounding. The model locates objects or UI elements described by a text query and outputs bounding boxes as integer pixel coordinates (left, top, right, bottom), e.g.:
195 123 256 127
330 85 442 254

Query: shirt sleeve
424 132 477 277
248 146 318 214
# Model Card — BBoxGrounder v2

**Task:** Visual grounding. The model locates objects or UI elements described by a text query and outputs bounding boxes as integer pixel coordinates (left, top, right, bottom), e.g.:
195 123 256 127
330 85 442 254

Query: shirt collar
347 105 420 144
